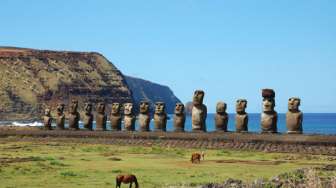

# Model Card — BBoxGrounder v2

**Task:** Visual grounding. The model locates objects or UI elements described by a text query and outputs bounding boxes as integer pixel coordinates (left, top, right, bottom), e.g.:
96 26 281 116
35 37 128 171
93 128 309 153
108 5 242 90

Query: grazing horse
191 152 202 163
116 174 139 188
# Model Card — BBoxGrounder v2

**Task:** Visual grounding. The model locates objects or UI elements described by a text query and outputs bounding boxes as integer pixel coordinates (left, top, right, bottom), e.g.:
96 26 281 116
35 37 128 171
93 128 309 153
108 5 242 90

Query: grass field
0 139 335 188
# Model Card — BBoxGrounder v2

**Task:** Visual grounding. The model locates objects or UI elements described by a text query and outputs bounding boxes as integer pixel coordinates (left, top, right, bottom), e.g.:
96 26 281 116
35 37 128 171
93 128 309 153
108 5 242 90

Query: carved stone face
288 97 300 112
124 103 133 115
193 90 204 106
262 98 275 113
216 102 227 114
175 103 184 115
84 103 92 114
56 103 65 114
70 100 78 114
97 102 105 114
140 101 150 114
111 103 121 115
236 99 247 113
155 102 166 115
44 108 51 116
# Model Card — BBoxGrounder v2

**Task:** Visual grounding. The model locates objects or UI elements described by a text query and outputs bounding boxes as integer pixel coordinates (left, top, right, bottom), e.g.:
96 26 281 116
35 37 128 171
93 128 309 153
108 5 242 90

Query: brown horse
116 174 139 188
191 152 202 163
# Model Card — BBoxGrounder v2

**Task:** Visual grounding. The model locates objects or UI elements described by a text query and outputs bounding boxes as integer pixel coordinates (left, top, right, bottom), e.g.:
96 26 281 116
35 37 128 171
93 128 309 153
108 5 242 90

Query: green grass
0 141 335 188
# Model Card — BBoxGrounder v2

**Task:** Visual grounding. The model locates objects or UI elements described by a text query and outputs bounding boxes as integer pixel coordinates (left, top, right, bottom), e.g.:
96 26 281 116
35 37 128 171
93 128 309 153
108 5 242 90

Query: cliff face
125 76 181 113
0 47 133 120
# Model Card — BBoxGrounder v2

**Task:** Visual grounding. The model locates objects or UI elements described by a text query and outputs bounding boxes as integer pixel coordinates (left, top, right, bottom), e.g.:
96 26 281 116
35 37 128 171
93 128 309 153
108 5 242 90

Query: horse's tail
134 176 139 188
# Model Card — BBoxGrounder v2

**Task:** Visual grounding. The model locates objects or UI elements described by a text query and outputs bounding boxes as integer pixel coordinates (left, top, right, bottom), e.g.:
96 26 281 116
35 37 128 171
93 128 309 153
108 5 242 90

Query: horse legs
129 182 132 188
115 179 120 188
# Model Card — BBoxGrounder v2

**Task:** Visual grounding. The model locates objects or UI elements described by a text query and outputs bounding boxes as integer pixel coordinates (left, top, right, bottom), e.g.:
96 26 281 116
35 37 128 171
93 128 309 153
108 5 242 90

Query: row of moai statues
43 88 302 134
192 89 303 134
43 99 185 132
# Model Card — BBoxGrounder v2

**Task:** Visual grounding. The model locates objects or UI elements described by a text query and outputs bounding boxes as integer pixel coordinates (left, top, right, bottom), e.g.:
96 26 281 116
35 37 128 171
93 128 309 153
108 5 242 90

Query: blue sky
1 0 335 113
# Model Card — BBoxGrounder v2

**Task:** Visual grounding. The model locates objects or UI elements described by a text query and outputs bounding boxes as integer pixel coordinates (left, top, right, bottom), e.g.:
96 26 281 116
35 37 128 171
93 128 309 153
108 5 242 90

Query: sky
0 0 335 113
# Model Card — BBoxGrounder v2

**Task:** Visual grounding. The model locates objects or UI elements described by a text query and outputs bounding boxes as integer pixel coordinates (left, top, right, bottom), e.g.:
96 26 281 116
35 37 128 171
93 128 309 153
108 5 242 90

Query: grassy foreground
0 139 335 188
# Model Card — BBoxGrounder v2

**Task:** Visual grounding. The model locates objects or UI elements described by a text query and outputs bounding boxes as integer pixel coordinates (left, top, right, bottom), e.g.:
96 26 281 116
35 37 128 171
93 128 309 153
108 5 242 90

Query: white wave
11 121 43 127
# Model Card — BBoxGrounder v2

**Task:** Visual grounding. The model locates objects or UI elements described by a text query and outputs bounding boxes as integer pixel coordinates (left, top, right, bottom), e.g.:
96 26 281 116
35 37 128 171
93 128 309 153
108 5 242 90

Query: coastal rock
125 76 181 114
0 47 133 120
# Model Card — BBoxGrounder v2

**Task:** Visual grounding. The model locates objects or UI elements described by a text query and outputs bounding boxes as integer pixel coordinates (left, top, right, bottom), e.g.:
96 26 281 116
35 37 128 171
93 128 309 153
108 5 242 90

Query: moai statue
43 108 52 130
191 90 207 132
68 100 80 130
110 103 122 131
154 102 167 132
95 102 107 131
286 97 303 134
83 103 93 131
215 101 228 132
123 103 135 131
235 99 248 132
174 103 185 132
138 101 150 132
55 103 65 130
261 89 278 133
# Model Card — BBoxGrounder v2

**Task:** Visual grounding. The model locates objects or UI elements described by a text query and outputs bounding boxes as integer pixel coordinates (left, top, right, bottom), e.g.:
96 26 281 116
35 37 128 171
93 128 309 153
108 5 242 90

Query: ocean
1 113 336 135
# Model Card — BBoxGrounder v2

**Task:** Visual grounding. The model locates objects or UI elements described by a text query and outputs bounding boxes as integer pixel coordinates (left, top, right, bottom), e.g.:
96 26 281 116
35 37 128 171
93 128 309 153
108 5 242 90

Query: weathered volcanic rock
124 75 181 113
0 47 133 120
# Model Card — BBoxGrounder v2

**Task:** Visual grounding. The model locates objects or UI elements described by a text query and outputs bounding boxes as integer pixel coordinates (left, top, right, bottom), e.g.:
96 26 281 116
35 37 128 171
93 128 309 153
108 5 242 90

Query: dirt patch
0 156 44 166
108 157 122 161
212 159 285 165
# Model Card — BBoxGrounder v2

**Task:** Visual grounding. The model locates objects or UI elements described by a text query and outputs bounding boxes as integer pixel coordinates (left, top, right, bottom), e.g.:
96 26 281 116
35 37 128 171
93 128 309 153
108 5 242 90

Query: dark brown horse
116 174 139 188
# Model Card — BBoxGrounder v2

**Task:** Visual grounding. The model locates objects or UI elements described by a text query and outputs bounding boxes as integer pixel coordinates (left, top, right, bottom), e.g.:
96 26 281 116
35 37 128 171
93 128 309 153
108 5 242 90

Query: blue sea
1 113 336 135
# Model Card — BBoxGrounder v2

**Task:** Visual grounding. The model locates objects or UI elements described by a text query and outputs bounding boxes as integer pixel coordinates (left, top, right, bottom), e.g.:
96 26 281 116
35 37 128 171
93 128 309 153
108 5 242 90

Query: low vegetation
0 138 335 188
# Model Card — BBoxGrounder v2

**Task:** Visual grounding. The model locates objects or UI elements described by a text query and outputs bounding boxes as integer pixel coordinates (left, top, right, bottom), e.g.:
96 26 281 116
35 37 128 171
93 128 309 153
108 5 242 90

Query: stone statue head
262 88 276 113
193 90 204 106
111 103 121 115
175 103 185 115
84 103 92 114
155 102 166 115
236 99 247 113
288 97 301 112
262 98 275 113
216 102 227 114
262 89 275 98
96 102 105 114
123 103 133 115
56 103 65 115
69 100 78 114
44 108 51 116
140 101 150 114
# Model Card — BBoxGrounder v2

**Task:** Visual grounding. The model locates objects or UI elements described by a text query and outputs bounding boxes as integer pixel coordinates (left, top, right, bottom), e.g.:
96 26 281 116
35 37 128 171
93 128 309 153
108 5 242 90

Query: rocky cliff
0 47 182 120
0 47 133 120
125 76 181 113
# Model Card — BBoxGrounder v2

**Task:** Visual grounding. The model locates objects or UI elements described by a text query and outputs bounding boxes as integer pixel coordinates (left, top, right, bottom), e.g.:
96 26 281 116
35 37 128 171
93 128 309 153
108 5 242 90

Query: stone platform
1 129 336 155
